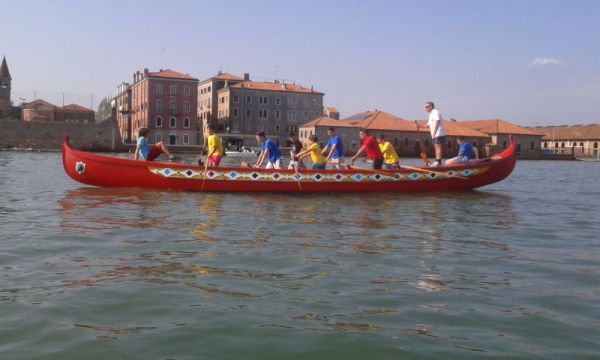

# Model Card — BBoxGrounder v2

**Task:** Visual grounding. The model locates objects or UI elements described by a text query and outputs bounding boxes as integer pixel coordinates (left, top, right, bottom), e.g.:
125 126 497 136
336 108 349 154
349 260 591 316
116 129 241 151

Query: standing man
321 127 344 169
287 132 305 169
206 125 223 167
421 101 446 166
350 129 384 169
377 134 400 170
253 132 282 169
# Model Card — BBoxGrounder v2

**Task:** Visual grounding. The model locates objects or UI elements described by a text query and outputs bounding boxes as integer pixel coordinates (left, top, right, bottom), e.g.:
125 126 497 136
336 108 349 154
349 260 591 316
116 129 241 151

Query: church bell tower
0 56 12 103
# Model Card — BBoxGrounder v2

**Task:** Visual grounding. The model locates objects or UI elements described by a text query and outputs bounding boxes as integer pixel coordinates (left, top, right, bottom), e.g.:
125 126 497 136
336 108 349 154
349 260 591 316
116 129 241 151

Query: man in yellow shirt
296 135 327 169
206 125 223 167
377 134 400 170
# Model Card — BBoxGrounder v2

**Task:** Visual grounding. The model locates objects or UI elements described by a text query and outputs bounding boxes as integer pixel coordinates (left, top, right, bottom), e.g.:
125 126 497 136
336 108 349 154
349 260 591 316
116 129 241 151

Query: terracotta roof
415 120 490 138
213 72 243 81
148 69 198 81
534 124 600 140
458 119 545 136
341 110 415 131
229 81 323 94
22 99 56 110
300 116 358 128
60 104 93 112
0 56 10 79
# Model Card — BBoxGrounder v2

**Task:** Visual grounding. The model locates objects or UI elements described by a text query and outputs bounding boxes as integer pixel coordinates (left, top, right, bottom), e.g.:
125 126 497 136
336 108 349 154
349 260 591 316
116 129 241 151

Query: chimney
144 68 149 76
244 73 250 81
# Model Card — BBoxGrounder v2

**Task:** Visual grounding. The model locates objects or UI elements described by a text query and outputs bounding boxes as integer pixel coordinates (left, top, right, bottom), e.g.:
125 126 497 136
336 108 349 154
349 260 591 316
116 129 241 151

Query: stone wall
0 119 126 151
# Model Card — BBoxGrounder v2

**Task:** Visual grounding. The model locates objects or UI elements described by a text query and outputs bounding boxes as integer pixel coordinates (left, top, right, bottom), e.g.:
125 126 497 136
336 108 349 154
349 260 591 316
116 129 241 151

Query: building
22 99 56 122
0 56 10 104
299 110 489 157
534 124 600 158
119 68 199 147
323 107 340 120
54 104 95 123
22 100 95 123
458 119 545 159
215 78 324 145
198 71 244 138
115 82 132 143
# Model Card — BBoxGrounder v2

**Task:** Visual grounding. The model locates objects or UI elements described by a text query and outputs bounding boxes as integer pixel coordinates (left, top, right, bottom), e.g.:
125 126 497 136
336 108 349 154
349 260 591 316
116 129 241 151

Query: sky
1 0 599 126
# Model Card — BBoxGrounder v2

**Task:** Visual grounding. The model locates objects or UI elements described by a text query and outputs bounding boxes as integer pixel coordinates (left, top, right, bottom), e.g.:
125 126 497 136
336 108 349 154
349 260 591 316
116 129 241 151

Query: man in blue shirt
321 127 345 169
448 137 479 164
134 127 178 162
253 132 282 169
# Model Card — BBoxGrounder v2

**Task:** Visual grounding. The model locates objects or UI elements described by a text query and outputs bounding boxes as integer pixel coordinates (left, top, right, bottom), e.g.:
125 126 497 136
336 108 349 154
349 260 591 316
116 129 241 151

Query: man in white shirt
423 101 446 166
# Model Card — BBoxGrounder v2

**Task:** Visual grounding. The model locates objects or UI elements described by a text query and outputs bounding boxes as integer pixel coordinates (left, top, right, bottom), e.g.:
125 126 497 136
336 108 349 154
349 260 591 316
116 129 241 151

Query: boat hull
62 136 516 192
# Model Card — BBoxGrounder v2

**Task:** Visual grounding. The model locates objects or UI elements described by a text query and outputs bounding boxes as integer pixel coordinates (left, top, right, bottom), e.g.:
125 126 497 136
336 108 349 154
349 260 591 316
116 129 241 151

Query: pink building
121 68 199 147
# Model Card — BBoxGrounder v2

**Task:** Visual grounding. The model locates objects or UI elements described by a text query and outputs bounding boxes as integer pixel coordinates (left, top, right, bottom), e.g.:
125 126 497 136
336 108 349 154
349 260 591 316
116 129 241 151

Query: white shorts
266 159 282 169
330 157 345 169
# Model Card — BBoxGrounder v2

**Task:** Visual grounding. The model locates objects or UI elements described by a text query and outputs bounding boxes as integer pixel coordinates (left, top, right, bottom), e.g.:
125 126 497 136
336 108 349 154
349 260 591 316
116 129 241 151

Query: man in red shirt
350 129 384 169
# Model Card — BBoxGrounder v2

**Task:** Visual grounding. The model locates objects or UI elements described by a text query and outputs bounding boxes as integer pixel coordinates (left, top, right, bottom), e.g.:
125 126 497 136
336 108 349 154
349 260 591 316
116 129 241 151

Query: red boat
62 136 516 192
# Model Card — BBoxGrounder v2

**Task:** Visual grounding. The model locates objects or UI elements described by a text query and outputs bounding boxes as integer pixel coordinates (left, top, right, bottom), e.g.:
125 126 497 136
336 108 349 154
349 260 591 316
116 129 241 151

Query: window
170 117 176 128
184 117 190 128
169 101 176 111
233 95 239 103
184 101 191 113
259 96 268 104
183 134 190 145
208 86 211 92
580 142 584 147
246 95 252 104
561 142 565 148
170 85 177 95
517 143 521 154
447 140 453 149
156 83 163 95
594 142 598 149
404 138 409 147
246 109 251 119
503 140 507 149
156 116 163 127
156 99 163 112
276 110 280 120
184 86 191 96
258 109 268 119
544 142 548 148
233 108 238 117
155 132 162 143
530 142 535 150
275 125 280 132
425 139 430 147
276 97 281 105
394 137 399 147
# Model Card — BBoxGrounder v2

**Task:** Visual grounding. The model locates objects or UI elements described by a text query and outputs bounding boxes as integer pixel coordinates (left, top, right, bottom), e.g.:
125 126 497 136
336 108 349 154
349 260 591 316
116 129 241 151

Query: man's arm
253 150 267 168
350 146 366 164
325 144 337 160
134 144 140 160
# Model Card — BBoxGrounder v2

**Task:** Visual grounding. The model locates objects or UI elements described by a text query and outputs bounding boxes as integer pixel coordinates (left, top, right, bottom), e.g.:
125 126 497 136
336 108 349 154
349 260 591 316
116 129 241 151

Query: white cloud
528 57 562 68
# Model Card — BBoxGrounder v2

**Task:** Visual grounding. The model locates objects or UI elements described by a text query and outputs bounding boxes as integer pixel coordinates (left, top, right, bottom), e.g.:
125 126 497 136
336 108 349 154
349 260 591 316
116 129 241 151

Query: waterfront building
115 83 132 143
299 110 489 157
323 107 340 120
119 68 199 147
458 119 544 159
21 100 95 124
197 71 244 138
0 56 11 104
534 124 600 158
215 77 324 145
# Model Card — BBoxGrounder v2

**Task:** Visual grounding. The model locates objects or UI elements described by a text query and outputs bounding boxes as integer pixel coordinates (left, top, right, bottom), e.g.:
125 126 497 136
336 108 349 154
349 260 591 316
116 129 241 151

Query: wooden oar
345 164 398 177
400 164 469 180
201 157 209 191
290 150 303 191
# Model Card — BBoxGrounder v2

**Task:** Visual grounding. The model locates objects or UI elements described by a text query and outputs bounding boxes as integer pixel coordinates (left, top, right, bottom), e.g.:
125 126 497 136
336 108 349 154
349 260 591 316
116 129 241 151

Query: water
0 152 599 359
